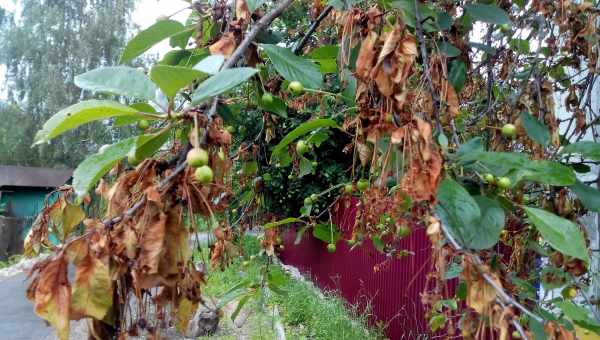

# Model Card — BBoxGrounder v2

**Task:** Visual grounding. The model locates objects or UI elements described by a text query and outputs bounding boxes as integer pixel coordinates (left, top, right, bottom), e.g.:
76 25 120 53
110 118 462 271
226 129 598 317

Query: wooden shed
0 166 72 258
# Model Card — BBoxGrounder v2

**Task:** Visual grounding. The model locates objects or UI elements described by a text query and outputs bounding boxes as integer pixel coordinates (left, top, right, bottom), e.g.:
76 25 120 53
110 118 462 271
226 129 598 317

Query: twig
205 0 296 119
439 218 544 328
293 6 333 55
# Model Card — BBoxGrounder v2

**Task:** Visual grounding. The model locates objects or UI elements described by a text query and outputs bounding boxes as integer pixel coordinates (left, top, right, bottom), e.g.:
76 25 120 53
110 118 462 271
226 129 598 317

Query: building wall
0 187 55 238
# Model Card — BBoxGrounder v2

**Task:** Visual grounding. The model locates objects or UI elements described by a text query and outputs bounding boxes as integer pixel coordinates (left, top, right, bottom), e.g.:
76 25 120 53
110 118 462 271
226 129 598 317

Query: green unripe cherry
310 193 318 202
327 243 336 253
296 140 309 155
501 123 516 139
138 119 150 130
288 81 304 95
357 179 369 192
261 92 274 104
186 148 209 167
397 225 411 238
194 165 214 184
344 184 353 194
483 173 495 184
304 197 313 205
496 177 511 189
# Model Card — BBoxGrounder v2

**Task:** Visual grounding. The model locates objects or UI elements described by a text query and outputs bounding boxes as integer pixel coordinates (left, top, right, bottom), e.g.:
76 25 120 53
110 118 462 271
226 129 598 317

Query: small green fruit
310 193 318 202
561 286 577 299
397 225 411 238
347 238 356 246
288 81 304 95
311 161 318 167
288 174 293 180
511 330 522 339
304 197 313 205
357 179 369 192
225 125 235 133
261 92 274 104
483 173 495 184
186 148 209 167
327 243 336 253
296 140 309 155
138 119 150 130
344 184 353 194
496 177 511 189
501 123 517 139
194 165 214 184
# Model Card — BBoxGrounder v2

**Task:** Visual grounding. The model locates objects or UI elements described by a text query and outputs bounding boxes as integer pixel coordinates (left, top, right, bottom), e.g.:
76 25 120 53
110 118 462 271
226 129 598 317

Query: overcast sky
0 0 192 99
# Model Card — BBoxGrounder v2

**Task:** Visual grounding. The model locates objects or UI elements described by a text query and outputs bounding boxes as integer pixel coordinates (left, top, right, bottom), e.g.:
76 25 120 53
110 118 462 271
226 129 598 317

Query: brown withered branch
101 0 296 229
439 219 543 340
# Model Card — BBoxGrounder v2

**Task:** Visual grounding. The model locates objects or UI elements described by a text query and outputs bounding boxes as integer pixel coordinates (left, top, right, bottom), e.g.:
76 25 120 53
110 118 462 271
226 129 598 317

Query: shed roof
0 165 72 189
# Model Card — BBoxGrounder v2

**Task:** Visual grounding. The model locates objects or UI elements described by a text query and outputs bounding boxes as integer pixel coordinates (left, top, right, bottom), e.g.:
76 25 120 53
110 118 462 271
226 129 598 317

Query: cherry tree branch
293 5 333 55
102 0 295 227
439 219 543 340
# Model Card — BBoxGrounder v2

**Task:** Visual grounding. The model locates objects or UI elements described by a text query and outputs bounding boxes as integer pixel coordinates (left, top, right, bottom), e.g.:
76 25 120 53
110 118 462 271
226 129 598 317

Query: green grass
197 236 386 340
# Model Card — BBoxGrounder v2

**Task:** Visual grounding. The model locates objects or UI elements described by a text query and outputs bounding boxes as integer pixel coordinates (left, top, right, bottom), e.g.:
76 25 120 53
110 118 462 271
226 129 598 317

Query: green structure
0 165 72 238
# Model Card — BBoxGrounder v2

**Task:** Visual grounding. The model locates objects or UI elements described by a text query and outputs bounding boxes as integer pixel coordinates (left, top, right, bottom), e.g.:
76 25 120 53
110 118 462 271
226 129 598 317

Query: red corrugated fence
279 198 438 339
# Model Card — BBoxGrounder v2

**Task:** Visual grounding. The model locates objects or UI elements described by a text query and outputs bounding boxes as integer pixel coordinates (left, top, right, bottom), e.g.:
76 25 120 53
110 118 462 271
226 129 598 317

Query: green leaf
570 180 600 212
150 65 205 98
455 137 485 159
465 3 511 25
444 262 463 280
556 301 600 335
169 26 194 49
313 223 340 244
74 66 157 101
270 119 338 162
429 314 446 332
247 0 267 12
371 236 385 253
448 60 467 92
133 128 172 160
469 42 497 54
261 44 323 89
436 179 481 248
523 207 589 264
120 20 186 64
193 54 225 75
259 95 288 118
470 196 505 249
72 138 137 197
540 267 571 290
34 100 139 144
438 41 461 57
308 45 339 74
231 293 252 322
263 217 302 229
191 67 257 104
520 111 549 146
513 160 576 187
560 141 600 161
510 38 530 54
298 157 314 178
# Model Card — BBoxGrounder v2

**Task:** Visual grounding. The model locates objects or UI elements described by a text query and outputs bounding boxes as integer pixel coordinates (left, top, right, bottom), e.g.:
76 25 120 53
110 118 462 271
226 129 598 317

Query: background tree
0 0 137 168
